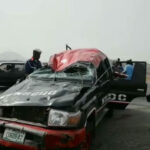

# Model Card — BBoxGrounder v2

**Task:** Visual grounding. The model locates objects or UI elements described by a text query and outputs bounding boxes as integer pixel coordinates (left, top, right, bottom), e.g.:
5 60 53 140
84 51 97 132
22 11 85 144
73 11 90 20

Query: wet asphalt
0 86 150 150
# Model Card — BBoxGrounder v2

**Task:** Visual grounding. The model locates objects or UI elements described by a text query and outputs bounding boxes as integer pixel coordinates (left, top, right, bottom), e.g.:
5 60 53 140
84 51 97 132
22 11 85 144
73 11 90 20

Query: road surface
93 97 150 150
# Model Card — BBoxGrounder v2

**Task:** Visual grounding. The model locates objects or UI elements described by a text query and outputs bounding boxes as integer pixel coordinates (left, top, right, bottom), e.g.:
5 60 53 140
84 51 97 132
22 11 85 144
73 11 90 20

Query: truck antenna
66 44 72 50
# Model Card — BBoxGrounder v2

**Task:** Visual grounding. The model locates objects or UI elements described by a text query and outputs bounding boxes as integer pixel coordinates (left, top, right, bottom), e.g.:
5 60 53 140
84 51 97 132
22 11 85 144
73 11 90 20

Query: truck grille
0 106 49 125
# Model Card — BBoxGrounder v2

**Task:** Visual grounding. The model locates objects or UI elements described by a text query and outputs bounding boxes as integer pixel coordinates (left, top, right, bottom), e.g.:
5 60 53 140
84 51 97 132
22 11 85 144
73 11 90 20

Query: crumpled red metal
49 48 106 71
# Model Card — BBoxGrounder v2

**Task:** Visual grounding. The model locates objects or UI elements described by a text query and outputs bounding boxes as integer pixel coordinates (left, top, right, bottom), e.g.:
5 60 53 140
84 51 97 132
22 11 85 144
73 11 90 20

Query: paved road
93 97 150 150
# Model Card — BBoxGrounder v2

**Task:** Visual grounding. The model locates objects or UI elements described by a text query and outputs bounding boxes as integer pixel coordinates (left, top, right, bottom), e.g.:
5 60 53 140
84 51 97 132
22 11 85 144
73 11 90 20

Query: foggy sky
0 0 149 62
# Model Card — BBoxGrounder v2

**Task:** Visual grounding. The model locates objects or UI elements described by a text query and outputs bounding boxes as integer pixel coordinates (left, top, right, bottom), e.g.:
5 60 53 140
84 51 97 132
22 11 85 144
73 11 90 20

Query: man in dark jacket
25 49 42 75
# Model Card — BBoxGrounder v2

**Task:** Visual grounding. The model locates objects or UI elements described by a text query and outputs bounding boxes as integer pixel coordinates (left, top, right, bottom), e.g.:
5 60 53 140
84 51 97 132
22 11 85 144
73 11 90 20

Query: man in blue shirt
123 60 134 80
25 49 42 75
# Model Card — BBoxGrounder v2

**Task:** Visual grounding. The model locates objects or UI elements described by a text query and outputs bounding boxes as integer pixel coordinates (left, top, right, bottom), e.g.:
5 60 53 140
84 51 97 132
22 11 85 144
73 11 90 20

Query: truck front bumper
0 120 87 150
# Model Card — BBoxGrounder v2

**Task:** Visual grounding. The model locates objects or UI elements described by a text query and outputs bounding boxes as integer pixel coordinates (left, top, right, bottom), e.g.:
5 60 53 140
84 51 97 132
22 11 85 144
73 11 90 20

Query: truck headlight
48 109 81 127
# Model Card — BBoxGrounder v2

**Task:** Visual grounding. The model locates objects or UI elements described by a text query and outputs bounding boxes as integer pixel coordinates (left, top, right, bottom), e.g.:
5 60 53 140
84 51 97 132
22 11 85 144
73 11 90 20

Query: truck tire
85 117 95 150
106 108 114 118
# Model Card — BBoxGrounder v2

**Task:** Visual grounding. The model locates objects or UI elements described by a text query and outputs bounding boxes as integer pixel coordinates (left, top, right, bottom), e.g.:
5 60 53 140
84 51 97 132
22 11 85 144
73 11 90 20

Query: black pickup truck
0 49 147 150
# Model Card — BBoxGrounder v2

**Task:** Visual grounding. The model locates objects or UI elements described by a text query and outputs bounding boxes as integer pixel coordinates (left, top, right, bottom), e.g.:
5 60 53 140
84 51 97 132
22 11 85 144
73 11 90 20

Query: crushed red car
0 48 147 150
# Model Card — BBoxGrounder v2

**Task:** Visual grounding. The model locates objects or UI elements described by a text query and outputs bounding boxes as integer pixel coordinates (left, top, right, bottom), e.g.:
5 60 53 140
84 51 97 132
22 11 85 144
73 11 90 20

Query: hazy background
0 0 149 62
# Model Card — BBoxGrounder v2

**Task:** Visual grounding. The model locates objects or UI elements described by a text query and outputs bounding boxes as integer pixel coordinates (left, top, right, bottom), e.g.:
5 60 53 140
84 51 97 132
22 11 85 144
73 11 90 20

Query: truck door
108 61 147 109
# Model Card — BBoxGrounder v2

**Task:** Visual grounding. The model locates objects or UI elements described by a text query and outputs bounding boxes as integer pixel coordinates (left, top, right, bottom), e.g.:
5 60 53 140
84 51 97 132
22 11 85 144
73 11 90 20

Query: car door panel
108 61 147 109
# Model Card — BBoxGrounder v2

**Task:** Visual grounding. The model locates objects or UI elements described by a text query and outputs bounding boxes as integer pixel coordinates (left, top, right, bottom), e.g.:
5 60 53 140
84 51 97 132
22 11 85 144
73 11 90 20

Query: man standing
25 49 42 75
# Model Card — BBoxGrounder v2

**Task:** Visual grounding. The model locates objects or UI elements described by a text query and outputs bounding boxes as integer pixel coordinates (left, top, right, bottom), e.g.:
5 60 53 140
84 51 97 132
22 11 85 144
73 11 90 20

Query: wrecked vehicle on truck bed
0 48 147 150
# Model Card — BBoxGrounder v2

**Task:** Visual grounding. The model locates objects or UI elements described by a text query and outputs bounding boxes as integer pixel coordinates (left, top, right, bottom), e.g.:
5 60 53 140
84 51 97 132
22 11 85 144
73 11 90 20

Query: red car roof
49 48 106 71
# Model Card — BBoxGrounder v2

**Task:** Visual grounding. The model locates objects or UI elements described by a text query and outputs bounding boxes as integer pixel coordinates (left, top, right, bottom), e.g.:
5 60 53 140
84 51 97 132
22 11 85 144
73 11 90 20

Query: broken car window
30 63 95 83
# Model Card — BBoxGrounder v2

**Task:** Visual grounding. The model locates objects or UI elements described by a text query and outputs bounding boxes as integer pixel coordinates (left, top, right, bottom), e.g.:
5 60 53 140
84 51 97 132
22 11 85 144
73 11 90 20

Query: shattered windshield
30 63 95 82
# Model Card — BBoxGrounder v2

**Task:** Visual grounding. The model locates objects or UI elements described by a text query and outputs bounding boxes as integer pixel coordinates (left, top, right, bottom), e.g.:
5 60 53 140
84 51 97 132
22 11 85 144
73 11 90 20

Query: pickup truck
0 48 147 150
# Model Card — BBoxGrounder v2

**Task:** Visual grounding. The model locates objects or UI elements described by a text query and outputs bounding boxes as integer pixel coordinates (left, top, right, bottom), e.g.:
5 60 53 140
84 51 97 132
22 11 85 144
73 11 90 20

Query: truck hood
0 78 85 107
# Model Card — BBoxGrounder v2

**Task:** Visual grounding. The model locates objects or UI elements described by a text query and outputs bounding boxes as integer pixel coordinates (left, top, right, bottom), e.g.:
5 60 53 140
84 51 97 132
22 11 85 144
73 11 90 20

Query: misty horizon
0 0 149 62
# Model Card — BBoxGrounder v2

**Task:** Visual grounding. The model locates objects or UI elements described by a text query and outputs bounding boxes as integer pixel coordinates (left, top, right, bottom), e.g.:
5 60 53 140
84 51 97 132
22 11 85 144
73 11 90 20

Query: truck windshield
30 63 95 82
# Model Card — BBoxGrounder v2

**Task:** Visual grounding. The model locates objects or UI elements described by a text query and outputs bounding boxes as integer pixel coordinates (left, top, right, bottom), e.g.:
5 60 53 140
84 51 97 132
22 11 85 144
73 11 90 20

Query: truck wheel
85 119 95 150
106 108 114 118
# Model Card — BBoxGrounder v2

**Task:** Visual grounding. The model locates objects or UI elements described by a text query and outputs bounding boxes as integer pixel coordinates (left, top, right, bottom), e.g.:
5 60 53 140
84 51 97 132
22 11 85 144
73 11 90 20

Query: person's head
127 59 133 65
33 49 42 60
117 58 120 62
